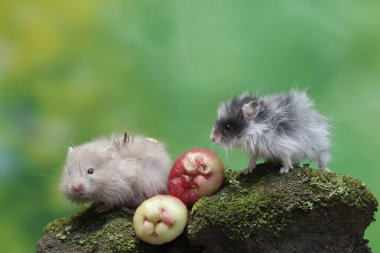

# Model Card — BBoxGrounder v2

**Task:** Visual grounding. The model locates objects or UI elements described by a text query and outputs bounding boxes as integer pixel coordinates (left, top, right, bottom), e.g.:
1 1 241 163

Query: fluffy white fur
212 90 331 174
60 133 172 212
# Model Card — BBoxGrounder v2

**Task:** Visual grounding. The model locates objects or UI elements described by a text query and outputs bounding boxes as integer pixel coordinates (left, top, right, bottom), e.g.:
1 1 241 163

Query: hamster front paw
95 204 112 213
279 166 290 174
122 206 136 215
321 167 331 173
241 156 257 175
242 166 255 175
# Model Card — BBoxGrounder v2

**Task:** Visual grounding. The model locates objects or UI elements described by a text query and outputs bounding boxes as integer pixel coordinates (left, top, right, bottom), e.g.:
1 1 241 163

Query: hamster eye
224 124 232 132
87 168 94 174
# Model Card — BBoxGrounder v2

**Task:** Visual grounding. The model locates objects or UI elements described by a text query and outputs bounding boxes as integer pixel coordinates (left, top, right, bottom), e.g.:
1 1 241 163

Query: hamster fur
60 133 172 212
210 90 331 174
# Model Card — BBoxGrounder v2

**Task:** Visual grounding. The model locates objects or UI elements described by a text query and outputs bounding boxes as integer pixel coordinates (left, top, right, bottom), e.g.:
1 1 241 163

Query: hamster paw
95 205 112 213
279 166 290 174
242 166 255 175
122 206 136 215
321 167 331 173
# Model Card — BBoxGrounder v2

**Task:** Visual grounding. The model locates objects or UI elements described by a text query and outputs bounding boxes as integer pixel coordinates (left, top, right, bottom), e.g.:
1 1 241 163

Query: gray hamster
210 90 331 174
60 132 172 212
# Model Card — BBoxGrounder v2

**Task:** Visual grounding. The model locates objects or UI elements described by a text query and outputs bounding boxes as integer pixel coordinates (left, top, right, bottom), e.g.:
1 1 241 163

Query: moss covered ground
188 163 377 244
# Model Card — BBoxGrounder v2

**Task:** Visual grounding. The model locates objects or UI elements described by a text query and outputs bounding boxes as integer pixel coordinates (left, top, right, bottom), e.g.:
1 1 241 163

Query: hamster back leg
317 150 331 173
279 157 293 174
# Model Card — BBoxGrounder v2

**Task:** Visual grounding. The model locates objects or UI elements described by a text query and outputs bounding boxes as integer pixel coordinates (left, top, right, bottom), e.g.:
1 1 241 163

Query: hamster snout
73 184 84 193
210 128 217 143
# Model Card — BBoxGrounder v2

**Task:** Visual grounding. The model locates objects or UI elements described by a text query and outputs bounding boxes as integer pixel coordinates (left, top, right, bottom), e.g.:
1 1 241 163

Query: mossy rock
36 208 153 253
188 163 377 252
36 163 377 253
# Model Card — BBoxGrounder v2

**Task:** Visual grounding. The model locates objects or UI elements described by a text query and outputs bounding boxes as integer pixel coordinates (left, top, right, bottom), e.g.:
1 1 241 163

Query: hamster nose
73 184 84 193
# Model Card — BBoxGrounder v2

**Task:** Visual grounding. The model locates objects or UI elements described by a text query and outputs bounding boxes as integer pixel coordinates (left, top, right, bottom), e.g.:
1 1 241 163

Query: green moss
296 167 377 210
188 178 289 241
44 216 72 235
188 163 378 242
79 216 137 252
42 207 146 253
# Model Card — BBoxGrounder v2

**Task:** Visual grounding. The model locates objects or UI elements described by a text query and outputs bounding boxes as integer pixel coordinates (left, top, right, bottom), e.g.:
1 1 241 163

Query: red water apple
133 195 188 245
168 148 225 205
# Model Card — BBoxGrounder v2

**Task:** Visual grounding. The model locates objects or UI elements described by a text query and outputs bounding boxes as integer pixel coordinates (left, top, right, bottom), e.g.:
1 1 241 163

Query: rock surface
36 163 378 253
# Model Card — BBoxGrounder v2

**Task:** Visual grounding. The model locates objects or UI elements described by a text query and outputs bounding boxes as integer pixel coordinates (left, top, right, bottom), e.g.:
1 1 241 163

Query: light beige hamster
60 132 172 212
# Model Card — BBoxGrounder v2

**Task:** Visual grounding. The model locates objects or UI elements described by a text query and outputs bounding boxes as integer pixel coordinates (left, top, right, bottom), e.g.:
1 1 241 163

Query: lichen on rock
37 163 378 253
187 163 377 252
38 207 159 253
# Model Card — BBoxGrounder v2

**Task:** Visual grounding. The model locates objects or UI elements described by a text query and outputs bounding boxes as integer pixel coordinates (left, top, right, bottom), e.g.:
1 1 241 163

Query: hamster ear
242 100 260 120
123 132 129 145
104 146 117 158
111 132 129 149
239 91 250 99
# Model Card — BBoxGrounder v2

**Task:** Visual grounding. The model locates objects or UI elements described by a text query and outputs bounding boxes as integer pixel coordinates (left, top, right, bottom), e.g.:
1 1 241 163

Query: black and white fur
211 90 331 174
60 133 172 212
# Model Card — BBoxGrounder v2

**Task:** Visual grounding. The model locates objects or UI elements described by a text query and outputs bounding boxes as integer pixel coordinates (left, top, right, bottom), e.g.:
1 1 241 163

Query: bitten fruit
168 148 225 205
133 195 188 245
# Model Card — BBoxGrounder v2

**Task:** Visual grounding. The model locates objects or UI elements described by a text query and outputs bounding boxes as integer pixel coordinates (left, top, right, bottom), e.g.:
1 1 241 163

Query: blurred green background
1 0 379 252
